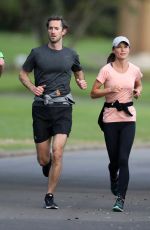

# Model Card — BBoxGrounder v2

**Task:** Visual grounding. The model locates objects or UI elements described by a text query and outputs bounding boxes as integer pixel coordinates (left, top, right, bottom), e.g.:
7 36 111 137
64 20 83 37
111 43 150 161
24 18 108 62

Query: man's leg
35 139 51 167
35 139 52 177
43 134 67 209
47 133 67 194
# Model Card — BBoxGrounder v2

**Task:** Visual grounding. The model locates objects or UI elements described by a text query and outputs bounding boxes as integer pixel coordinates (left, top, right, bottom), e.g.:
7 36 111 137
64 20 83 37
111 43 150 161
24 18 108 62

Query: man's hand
76 79 87 90
0 58 4 66
0 58 5 76
31 85 46 96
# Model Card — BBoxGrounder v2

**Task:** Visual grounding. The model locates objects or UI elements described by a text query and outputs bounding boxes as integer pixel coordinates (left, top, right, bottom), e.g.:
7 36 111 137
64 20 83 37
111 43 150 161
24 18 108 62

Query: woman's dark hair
107 41 130 63
46 15 69 30
107 52 116 63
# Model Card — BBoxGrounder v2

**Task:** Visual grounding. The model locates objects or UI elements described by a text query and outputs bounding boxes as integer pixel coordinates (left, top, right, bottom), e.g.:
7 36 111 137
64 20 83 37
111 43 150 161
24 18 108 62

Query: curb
0 142 150 158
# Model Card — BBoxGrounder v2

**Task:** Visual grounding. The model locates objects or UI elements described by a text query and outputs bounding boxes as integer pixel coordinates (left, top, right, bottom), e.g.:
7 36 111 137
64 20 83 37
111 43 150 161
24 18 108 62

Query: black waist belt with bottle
98 100 133 132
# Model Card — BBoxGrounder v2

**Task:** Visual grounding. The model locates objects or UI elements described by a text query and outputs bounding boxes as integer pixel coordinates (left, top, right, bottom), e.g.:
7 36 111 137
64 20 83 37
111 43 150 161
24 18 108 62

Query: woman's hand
110 85 122 93
133 89 141 99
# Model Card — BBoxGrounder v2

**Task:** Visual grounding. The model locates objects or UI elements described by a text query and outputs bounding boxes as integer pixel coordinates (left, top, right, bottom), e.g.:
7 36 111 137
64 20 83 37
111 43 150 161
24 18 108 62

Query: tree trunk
118 0 150 53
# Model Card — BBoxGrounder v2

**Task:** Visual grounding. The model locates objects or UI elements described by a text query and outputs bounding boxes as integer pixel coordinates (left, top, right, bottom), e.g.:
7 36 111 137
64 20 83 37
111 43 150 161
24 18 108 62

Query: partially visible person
0 51 5 76
90 36 142 212
19 15 87 209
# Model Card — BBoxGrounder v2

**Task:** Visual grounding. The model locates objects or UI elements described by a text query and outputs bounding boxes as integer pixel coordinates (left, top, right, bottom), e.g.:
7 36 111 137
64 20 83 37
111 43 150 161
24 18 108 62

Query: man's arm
73 70 87 90
0 58 5 77
19 69 45 96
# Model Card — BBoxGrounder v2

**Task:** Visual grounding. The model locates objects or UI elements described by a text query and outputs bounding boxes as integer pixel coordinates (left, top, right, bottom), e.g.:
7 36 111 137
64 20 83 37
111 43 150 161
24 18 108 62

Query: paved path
0 148 150 230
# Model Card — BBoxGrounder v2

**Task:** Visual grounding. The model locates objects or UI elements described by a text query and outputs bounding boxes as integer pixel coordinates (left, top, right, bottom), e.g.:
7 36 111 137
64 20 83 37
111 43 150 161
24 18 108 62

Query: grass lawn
0 71 149 152
0 32 150 151
0 31 110 71
0 32 39 65
0 94 149 151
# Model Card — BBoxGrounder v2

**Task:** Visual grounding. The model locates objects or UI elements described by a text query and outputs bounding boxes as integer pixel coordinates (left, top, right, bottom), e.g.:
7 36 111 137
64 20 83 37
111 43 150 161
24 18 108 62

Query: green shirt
0 51 4 58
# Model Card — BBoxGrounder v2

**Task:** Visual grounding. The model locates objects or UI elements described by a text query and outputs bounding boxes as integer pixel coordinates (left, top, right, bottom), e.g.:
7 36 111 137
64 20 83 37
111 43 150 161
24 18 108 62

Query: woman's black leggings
103 122 136 198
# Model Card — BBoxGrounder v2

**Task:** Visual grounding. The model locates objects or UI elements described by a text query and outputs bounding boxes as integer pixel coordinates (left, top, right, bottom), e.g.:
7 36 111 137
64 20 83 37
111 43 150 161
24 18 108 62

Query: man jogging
19 15 87 209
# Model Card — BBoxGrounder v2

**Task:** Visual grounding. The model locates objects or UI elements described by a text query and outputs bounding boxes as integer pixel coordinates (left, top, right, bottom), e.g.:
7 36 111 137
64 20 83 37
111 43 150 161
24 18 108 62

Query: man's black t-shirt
23 45 82 96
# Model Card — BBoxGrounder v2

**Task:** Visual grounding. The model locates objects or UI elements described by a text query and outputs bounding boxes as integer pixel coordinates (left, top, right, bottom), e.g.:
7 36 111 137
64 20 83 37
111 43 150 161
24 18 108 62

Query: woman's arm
133 78 142 99
90 79 121 99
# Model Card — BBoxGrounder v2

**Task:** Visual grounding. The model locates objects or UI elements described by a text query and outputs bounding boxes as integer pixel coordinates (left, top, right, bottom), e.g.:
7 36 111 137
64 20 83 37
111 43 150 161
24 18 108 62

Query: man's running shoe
112 196 124 212
110 177 118 196
44 193 58 209
42 160 51 177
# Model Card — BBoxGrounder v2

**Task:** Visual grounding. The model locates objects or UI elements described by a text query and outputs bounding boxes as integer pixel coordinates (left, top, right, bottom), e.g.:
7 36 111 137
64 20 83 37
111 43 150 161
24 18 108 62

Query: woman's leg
103 123 120 180
118 122 136 198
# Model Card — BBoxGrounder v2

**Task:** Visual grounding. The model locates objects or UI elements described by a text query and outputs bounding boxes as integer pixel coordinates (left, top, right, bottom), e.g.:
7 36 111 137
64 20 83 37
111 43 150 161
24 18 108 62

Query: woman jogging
90 36 142 212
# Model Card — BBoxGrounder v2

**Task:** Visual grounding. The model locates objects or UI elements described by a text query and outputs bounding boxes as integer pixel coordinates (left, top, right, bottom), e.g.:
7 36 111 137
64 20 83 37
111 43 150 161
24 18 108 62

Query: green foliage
0 0 20 12
0 0 119 40
0 0 22 30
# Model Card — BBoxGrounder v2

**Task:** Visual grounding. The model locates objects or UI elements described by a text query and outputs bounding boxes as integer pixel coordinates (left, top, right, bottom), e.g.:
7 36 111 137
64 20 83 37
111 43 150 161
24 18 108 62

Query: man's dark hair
46 15 69 30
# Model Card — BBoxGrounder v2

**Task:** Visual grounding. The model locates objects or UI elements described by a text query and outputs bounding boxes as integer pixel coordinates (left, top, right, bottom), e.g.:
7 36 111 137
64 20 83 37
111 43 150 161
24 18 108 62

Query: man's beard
49 37 61 44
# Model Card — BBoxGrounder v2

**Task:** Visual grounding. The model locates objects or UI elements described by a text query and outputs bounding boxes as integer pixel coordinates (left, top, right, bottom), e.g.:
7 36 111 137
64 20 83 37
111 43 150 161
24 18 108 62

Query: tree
118 0 150 53
0 0 21 30
66 0 119 46
0 0 119 45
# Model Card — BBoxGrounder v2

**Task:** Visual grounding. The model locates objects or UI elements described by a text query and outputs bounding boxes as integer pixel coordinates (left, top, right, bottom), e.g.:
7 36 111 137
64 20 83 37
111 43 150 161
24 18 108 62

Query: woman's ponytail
107 52 115 63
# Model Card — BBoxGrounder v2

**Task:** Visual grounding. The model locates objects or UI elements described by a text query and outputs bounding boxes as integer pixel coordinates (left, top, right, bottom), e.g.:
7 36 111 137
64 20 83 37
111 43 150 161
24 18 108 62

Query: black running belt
98 100 133 131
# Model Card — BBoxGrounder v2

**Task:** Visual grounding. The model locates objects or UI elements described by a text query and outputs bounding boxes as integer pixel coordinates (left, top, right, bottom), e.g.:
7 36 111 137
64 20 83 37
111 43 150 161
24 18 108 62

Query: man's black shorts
32 105 72 143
